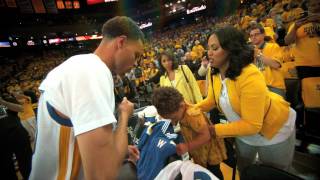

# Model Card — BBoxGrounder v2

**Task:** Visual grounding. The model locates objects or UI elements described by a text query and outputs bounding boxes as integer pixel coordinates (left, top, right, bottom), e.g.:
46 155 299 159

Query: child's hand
176 143 189 155
128 145 140 163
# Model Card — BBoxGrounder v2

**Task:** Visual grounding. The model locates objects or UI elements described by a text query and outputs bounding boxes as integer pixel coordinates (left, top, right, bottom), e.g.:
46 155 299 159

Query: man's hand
127 145 140 163
254 48 262 63
118 97 134 119
176 143 189 156
306 14 320 23
295 17 308 28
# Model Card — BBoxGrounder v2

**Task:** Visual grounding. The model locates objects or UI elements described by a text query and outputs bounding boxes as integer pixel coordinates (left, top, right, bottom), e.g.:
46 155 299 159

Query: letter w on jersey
157 139 167 148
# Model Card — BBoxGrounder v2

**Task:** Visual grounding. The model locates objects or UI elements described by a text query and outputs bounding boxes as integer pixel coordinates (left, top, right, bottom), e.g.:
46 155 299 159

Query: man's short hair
152 87 183 116
102 16 144 41
249 24 265 34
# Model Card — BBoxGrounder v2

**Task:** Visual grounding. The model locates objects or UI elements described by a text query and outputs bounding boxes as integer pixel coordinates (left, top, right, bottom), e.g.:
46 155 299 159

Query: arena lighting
90 35 103 39
165 4 169 7
60 38 68 42
67 37 76 41
105 0 117 2
139 22 152 29
27 40 35 46
0 41 11 47
186 5 206 14
48 38 61 44
12 42 18 46
182 0 185 2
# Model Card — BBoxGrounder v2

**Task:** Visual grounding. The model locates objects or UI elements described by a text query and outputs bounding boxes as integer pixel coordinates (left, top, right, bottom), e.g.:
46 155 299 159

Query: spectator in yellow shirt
159 51 203 104
285 0 320 79
249 24 286 97
0 91 37 150
192 40 205 60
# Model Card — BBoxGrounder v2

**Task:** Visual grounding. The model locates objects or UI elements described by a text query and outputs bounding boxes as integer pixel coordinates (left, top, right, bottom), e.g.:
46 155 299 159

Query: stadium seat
301 77 320 141
241 164 303 180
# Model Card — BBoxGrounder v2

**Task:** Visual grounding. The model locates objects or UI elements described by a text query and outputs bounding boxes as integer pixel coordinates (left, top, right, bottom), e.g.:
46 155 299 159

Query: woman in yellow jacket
196 26 296 173
159 51 203 104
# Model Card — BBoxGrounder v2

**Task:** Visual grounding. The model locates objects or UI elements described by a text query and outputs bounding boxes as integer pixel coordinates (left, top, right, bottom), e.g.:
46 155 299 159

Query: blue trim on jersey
46 102 73 127
194 171 212 180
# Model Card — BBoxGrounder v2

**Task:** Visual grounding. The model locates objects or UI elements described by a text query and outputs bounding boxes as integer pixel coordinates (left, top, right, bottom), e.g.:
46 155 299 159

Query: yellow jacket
196 64 290 140
160 65 203 104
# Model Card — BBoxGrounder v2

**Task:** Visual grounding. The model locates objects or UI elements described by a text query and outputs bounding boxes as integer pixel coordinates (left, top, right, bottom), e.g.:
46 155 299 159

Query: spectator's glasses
249 33 262 38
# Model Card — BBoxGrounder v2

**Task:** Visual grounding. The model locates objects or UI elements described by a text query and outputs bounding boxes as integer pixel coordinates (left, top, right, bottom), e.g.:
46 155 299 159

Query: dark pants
0 122 32 179
207 164 224 180
296 66 320 80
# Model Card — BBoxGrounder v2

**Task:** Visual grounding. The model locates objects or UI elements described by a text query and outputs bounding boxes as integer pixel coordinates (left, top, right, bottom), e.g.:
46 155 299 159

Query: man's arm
76 97 133 180
261 55 281 69
0 97 23 112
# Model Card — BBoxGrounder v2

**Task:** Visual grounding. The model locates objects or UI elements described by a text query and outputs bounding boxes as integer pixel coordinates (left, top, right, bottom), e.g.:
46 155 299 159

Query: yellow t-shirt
18 96 35 121
288 22 320 66
260 42 286 89
149 68 159 79
265 18 276 29
192 45 205 60
241 15 252 30
264 27 277 43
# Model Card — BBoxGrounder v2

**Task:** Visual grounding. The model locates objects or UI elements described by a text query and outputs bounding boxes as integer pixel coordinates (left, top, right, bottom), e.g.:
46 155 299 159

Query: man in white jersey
30 16 144 180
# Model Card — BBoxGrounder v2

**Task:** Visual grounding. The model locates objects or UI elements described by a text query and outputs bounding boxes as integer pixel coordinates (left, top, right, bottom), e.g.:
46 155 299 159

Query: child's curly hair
152 87 184 116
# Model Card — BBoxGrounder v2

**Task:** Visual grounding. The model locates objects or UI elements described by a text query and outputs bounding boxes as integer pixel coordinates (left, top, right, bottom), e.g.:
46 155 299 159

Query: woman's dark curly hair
152 87 183 116
158 50 179 75
211 25 254 80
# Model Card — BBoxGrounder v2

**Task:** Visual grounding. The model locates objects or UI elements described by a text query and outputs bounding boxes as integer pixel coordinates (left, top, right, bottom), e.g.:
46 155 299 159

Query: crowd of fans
0 0 319 179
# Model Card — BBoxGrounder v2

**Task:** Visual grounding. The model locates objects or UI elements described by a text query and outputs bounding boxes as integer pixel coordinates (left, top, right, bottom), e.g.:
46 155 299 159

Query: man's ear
116 35 128 49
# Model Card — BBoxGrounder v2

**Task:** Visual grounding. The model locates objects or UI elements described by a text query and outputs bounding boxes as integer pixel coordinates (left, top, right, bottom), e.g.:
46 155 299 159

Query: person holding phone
285 0 320 79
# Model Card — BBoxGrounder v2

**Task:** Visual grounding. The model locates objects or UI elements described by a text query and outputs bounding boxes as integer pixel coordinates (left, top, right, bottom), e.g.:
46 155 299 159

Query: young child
152 87 227 179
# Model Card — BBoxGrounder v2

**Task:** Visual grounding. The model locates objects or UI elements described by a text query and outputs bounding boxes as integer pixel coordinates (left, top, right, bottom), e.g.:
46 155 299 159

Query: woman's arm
195 70 216 112
183 65 203 103
284 23 299 45
214 70 267 137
